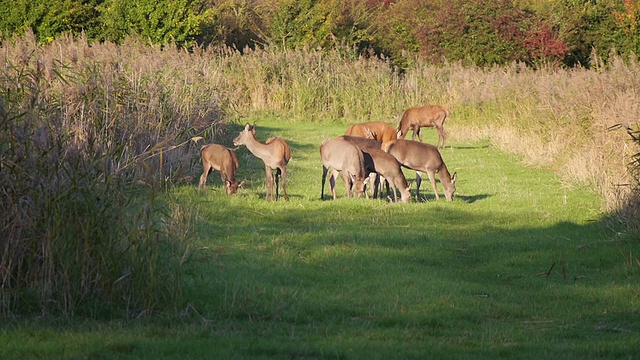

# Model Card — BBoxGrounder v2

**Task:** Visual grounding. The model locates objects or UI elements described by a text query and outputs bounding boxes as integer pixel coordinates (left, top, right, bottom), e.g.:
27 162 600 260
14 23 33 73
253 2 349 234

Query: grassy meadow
1 34 639 358
3 118 639 358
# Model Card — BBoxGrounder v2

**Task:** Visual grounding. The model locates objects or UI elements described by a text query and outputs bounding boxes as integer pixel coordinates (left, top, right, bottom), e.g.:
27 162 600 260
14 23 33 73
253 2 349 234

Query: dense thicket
1 0 640 68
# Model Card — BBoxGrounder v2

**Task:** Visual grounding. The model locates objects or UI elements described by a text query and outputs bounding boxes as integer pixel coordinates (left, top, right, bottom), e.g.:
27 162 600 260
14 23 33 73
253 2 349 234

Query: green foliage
97 0 206 46
0 0 639 68
0 0 101 43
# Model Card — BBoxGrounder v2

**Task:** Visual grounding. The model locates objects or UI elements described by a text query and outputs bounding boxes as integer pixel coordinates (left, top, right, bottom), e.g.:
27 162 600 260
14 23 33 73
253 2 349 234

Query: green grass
2 118 639 359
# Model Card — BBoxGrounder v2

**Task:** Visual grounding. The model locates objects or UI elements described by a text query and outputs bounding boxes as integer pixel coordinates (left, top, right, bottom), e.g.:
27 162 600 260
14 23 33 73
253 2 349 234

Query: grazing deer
337 135 388 198
383 139 457 201
320 138 366 200
233 124 291 201
199 144 244 195
345 121 398 143
397 105 449 149
361 148 411 203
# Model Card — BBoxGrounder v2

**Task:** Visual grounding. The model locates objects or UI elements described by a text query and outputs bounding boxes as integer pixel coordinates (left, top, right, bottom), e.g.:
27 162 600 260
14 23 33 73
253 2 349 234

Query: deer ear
238 180 245 188
225 180 232 187
244 123 251 131
452 172 457 184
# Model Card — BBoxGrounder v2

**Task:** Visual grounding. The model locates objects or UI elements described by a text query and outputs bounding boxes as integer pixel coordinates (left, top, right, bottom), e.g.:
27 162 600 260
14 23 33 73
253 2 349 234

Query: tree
97 0 207 47
0 0 101 43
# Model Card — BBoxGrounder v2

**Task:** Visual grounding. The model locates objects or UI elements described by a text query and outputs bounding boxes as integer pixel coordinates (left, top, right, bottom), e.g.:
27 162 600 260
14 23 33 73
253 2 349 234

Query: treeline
2 0 640 68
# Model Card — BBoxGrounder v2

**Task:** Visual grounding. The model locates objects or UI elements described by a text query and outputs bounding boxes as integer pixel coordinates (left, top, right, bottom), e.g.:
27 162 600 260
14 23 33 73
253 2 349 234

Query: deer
233 124 291 201
383 139 457 202
361 148 411 203
336 134 389 199
320 138 366 200
397 105 449 149
345 121 398 143
199 144 245 195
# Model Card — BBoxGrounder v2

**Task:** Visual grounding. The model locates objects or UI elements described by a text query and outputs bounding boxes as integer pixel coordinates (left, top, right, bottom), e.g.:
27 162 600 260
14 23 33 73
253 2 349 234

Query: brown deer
345 121 398 143
199 144 244 195
336 135 381 150
320 138 366 200
361 148 411 203
397 105 449 149
383 139 457 201
337 135 388 199
233 124 291 201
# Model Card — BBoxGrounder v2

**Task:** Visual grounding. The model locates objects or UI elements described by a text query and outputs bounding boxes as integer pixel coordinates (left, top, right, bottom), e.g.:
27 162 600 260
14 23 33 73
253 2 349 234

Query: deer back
384 139 445 173
320 138 366 180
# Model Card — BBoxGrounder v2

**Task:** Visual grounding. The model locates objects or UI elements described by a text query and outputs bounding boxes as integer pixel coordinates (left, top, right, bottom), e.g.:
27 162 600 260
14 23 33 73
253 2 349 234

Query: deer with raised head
199 144 244 195
345 121 398 143
361 148 411 203
320 138 366 200
233 124 291 201
397 105 449 149
383 139 457 201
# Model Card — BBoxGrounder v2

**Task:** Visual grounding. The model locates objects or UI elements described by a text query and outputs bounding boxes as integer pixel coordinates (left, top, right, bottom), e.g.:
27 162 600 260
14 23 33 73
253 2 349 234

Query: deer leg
264 165 273 201
330 169 339 200
415 171 423 201
199 164 211 190
342 171 352 198
321 166 329 200
436 125 446 149
280 166 289 201
385 178 391 198
274 168 281 201
427 170 439 201
363 175 370 200
373 173 380 199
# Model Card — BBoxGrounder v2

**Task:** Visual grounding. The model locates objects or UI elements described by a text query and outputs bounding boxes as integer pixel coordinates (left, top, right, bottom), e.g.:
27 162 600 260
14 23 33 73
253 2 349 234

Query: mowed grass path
2 118 639 359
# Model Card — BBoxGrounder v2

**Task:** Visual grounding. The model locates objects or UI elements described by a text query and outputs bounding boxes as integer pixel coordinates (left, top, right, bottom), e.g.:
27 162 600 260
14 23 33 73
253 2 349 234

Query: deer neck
243 135 272 160
439 165 452 186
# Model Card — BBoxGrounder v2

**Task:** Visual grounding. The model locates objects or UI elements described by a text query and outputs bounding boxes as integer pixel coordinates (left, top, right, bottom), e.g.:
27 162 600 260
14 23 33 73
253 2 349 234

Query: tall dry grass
0 32 213 317
1 32 638 316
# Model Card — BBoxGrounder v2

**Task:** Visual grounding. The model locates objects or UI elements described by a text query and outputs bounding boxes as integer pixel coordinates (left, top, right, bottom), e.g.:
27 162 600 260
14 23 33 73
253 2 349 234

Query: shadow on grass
177 195 638 358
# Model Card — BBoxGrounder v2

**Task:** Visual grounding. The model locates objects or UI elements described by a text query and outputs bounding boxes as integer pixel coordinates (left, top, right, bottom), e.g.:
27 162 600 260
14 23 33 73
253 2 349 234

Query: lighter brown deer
199 144 244 195
233 124 291 201
320 138 366 200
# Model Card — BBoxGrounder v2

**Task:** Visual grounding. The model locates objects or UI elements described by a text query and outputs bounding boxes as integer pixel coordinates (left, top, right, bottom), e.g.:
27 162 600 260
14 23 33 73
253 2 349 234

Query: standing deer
361 148 411 203
383 139 457 201
397 105 449 149
320 138 366 200
199 144 244 195
345 121 398 143
233 124 291 201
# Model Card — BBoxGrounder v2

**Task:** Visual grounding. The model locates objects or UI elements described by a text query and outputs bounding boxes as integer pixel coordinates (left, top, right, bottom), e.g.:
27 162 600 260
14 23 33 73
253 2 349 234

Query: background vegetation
3 0 640 69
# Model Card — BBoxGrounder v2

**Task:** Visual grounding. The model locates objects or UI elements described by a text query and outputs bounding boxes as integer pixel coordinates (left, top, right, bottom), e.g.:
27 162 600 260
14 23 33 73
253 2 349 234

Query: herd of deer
198 105 457 203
